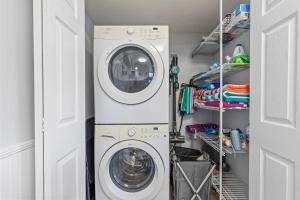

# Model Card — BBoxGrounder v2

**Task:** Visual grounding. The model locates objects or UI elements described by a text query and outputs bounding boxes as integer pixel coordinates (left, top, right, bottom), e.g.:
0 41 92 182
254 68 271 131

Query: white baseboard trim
0 139 34 159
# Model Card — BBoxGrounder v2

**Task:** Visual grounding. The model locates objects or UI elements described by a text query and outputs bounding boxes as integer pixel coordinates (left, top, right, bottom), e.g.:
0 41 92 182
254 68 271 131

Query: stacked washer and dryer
94 26 170 200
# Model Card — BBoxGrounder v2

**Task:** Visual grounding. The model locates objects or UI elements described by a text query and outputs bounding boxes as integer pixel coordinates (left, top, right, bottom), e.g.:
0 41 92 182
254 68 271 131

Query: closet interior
175 0 250 199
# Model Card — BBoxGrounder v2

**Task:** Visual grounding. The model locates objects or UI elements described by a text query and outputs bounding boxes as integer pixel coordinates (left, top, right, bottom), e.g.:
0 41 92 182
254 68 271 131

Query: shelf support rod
219 0 224 199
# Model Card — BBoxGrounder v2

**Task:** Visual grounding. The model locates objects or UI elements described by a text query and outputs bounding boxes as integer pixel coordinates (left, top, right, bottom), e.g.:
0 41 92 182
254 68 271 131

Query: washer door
98 140 165 200
97 41 164 104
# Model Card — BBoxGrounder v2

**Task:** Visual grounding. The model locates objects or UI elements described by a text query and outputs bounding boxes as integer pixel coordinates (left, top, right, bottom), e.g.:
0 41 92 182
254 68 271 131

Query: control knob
128 128 136 137
127 27 135 35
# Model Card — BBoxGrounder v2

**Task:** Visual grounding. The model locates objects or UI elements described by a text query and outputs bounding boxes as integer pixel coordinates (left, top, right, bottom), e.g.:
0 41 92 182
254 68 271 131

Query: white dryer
94 124 169 200
94 26 169 124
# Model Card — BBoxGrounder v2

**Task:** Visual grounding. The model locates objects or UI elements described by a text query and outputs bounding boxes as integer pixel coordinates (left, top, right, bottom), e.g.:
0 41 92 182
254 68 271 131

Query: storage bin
173 161 212 200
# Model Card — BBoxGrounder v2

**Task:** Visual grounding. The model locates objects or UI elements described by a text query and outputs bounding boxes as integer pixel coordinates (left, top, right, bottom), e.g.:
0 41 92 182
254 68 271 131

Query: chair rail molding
0 139 34 159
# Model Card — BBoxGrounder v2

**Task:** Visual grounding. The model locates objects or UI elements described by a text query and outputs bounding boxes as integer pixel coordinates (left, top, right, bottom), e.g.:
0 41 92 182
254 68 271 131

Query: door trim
33 0 44 199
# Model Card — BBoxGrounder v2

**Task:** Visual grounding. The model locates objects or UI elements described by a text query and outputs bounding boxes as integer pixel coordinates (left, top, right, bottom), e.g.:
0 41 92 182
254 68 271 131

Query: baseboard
0 139 34 159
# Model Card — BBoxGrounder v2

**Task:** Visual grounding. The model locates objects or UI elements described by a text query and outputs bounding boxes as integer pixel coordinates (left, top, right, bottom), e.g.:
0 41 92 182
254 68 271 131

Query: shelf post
219 0 223 199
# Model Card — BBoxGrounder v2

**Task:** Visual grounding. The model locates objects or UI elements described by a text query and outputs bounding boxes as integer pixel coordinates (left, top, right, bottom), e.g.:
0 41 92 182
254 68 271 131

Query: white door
250 0 300 199
34 0 86 199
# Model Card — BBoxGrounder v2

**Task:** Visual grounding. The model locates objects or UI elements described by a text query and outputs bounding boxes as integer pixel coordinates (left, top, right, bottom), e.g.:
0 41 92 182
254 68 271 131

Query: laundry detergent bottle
232 44 250 64
233 44 245 56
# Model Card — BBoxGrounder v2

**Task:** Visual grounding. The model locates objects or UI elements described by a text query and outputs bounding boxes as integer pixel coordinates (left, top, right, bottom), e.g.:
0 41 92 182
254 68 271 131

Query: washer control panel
95 124 169 140
94 26 168 40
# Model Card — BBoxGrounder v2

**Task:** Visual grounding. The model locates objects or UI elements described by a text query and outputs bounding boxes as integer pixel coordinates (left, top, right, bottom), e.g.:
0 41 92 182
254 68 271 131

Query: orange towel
224 84 250 93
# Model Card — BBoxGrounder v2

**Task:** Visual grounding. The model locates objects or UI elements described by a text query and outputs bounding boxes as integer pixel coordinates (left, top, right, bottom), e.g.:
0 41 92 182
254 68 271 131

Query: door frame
33 0 44 198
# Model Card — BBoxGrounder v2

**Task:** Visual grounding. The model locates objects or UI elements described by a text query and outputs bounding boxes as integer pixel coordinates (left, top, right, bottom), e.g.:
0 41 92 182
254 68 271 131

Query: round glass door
97 41 165 105
98 140 165 200
108 46 155 93
109 147 155 192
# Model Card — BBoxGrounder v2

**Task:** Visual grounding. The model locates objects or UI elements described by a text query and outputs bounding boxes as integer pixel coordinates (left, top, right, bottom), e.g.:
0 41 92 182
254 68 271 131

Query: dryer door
97 41 165 104
98 140 165 200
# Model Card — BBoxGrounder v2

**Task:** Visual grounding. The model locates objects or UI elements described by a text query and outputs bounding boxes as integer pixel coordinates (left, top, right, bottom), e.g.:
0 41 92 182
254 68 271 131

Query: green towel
223 91 249 97
180 87 186 113
181 87 192 114
223 91 249 104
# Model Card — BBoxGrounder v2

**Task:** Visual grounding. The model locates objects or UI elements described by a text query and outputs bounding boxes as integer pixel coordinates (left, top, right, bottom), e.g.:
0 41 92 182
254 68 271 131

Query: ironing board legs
176 162 217 200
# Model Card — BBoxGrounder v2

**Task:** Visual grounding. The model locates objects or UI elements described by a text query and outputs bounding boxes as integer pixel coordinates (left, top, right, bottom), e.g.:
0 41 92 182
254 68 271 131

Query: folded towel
224 84 250 93
181 86 195 115
204 101 248 108
181 87 190 114
199 82 220 90
204 93 220 101
223 91 249 104
223 91 249 97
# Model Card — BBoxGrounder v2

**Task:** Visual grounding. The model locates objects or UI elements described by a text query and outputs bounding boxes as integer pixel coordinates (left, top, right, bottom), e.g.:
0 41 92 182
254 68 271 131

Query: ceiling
85 0 248 33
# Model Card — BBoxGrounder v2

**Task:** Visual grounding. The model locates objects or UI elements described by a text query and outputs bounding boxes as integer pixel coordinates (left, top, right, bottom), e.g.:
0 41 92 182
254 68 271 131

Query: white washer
95 124 169 200
94 26 169 124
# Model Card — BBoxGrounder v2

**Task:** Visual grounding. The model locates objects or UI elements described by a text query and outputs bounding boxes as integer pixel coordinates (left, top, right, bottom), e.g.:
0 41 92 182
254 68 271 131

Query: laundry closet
27 0 300 199
169 1 251 199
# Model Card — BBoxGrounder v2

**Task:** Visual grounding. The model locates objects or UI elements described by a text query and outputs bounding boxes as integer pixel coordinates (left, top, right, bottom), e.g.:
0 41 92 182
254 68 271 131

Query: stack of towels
194 83 250 108
179 85 196 115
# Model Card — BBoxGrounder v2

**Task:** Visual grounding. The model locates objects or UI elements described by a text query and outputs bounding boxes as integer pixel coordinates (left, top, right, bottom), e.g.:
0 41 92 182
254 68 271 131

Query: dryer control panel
95 124 169 140
94 26 168 40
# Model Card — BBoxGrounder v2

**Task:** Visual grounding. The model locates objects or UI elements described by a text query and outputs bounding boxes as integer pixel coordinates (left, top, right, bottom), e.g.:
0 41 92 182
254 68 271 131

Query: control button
128 128 136 137
127 27 135 35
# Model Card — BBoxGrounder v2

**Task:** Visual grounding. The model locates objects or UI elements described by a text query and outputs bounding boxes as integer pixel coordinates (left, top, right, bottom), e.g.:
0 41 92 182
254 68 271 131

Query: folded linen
223 90 249 97
199 82 220 90
181 86 196 115
224 84 250 93
204 101 248 108
204 93 220 102
223 91 249 104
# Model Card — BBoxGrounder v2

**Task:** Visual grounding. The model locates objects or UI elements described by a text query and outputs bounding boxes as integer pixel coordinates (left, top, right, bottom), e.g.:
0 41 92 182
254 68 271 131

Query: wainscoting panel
0 140 35 200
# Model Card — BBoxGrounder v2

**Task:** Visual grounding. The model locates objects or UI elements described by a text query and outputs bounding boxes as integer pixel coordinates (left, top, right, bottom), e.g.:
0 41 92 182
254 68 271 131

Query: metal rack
212 172 249 200
192 22 223 56
189 4 250 200
197 132 248 156
192 41 220 55
191 18 250 57
190 63 250 85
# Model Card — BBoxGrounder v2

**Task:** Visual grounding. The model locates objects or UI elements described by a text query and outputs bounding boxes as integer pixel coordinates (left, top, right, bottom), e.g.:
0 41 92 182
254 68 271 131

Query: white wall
85 15 95 120
169 33 213 148
0 0 35 199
